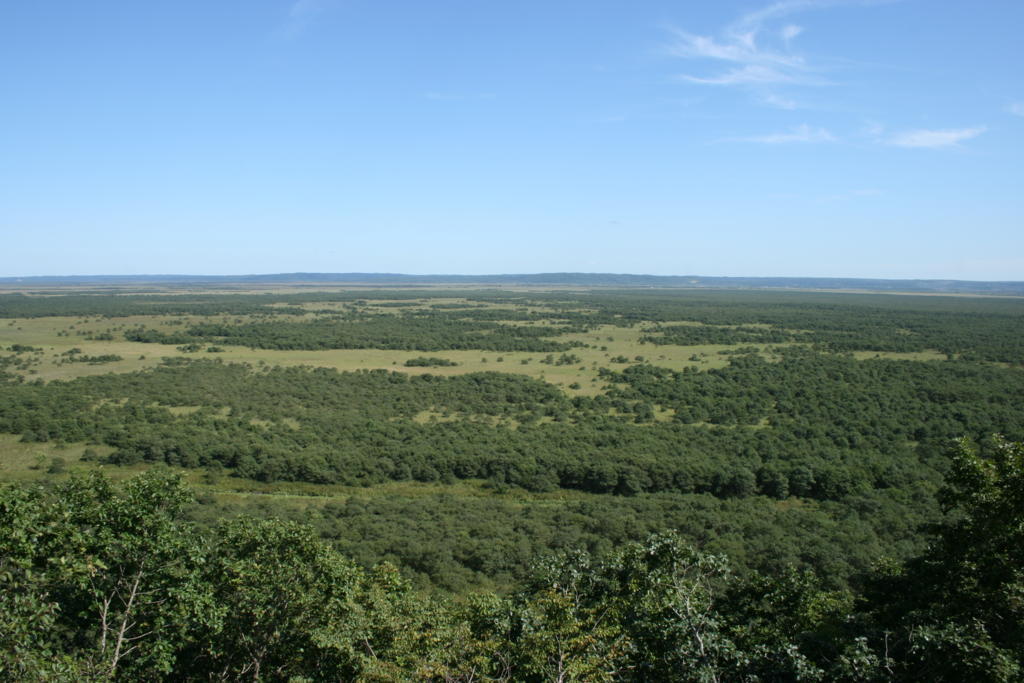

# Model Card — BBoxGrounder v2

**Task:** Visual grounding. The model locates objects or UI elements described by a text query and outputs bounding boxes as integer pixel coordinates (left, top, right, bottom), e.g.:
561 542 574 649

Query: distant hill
1 272 1023 295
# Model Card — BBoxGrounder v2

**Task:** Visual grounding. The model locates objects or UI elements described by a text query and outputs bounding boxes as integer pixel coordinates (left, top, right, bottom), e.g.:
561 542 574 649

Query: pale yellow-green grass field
1 297 948 403
1 311 742 395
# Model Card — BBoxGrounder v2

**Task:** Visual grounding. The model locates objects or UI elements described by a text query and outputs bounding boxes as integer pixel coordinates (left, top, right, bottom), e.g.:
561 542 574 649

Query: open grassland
0 433 113 482
1 312 749 394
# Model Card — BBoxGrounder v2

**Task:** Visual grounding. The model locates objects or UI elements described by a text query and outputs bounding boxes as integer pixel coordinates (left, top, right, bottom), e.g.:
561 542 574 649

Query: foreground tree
862 437 1024 680
2 438 1022 680
183 518 464 679
0 471 210 679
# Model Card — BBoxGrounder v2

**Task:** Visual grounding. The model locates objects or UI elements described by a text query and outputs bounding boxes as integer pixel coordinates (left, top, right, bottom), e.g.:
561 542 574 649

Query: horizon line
1 271 1022 285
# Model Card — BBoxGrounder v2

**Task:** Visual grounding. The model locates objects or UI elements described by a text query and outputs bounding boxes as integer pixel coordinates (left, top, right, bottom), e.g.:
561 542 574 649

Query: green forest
1 286 1023 680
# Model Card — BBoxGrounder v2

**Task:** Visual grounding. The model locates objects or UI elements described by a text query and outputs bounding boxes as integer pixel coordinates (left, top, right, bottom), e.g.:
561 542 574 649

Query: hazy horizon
2 270 1023 285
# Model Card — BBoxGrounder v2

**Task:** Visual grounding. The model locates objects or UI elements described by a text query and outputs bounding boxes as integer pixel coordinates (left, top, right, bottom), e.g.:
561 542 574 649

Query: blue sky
1 0 1022 279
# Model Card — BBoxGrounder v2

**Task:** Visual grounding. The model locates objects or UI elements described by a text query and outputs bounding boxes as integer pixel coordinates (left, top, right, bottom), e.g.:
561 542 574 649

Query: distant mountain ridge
1 272 1023 295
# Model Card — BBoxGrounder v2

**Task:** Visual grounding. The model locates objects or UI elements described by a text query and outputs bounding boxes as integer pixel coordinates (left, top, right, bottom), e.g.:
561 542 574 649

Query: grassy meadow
0 303 750 392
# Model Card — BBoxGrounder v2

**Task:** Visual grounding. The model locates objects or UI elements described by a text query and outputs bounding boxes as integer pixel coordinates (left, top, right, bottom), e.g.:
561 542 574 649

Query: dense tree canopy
1 443 1021 680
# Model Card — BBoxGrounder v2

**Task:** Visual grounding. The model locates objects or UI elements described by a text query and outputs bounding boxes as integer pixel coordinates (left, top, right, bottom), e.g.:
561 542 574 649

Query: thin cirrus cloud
885 127 986 149
1008 103 1024 117
760 92 799 109
667 1 848 92
727 124 837 144
668 29 814 87
781 24 804 42
282 0 331 37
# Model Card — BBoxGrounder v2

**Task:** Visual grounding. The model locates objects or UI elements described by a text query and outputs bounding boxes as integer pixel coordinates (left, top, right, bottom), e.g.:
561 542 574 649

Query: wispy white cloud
781 24 804 42
886 126 986 148
728 123 837 144
1008 102 1024 117
861 120 885 139
677 63 815 86
761 92 799 109
668 26 814 88
667 2 832 90
282 0 329 38
667 1 886 105
734 0 825 29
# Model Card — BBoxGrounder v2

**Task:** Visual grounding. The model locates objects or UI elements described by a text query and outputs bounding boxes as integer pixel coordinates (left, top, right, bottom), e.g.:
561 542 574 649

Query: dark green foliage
539 352 582 365
4 338 1022 591
855 437 1024 680
624 291 1024 363
0 472 467 680
126 315 580 352
0 292 311 318
216 487 927 593
603 349 1024 444
180 518 364 678
64 353 123 364
0 471 209 679
7 355 1010 505
645 323 795 346
405 356 458 367
8 344 39 353
1 452 1022 680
